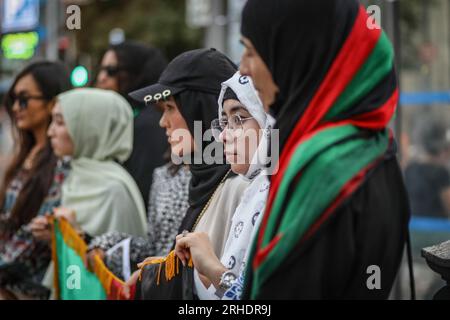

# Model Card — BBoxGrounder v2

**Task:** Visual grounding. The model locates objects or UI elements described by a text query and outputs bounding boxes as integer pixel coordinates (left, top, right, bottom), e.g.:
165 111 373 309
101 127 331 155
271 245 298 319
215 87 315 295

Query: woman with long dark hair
0 61 71 299
96 41 169 206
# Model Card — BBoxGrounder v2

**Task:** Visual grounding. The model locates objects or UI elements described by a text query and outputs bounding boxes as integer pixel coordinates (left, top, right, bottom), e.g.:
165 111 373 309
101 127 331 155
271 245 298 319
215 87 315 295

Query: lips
224 151 238 159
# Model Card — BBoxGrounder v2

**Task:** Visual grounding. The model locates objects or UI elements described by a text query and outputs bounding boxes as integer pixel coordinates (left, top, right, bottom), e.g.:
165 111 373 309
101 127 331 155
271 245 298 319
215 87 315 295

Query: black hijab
174 68 237 234
111 42 169 205
111 41 168 107
241 0 397 148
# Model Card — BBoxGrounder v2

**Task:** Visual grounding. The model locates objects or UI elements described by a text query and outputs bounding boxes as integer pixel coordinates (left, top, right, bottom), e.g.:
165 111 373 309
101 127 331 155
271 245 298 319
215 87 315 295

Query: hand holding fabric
174 232 226 288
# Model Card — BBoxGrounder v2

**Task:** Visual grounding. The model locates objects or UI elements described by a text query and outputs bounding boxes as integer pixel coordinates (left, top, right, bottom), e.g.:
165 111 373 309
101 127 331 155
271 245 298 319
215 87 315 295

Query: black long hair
0 61 71 230
109 41 168 105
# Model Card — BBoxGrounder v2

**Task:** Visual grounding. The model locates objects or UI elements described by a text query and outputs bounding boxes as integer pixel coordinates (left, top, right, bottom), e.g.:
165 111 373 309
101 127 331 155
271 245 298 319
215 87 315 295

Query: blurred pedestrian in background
96 41 169 205
405 118 450 218
0 61 71 300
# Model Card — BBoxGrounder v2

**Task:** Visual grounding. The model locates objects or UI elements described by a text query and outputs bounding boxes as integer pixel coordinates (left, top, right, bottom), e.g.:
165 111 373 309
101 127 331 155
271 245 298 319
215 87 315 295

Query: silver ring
182 230 189 237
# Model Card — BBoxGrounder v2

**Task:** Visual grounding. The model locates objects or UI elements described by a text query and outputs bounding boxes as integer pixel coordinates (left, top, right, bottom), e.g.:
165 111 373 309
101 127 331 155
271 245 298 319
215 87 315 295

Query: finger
30 224 47 232
174 247 187 265
31 217 47 225
33 231 50 240
122 286 130 300
175 238 190 266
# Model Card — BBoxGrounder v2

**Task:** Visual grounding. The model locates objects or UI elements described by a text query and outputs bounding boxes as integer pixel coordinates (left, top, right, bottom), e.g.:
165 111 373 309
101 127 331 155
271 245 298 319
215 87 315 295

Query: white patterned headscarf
217 72 275 181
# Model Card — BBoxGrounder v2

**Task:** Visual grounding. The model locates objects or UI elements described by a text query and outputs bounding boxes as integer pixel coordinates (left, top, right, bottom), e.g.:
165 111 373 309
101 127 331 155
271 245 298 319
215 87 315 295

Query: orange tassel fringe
138 250 193 285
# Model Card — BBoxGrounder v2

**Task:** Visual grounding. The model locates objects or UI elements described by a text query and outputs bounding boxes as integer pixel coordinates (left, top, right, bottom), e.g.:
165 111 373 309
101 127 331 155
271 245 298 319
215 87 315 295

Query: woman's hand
30 214 52 242
137 256 163 269
54 207 78 227
174 232 227 288
121 270 140 300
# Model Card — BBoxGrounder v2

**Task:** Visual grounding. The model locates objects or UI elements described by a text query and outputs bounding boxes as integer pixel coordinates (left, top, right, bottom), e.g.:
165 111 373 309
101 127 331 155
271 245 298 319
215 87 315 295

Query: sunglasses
99 65 122 77
10 93 49 110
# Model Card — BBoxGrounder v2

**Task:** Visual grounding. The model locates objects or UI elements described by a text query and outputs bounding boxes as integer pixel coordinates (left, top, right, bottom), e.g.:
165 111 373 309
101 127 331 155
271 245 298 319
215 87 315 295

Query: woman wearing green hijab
47 88 147 237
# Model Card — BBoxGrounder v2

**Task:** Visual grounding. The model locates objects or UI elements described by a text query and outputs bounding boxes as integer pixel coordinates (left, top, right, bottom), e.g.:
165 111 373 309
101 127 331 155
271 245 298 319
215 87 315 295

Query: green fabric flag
53 219 106 300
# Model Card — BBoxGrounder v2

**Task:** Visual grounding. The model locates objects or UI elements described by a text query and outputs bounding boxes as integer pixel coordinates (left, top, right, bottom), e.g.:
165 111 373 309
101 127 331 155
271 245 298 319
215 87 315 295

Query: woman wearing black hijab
239 0 410 299
128 49 249 299
96 41 169 206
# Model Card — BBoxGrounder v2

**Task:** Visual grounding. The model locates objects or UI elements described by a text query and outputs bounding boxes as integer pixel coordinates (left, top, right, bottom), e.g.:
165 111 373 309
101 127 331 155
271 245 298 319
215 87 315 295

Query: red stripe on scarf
346 89 398 130
258 5 380 248
254 88 397 268
254 146 388 269
300 158 382 245
255 5 392 267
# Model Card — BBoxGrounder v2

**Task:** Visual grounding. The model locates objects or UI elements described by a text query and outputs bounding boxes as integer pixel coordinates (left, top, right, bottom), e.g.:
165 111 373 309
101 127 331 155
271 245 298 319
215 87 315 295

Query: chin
53 150 63 158
16 122 29 130
231 164 250 176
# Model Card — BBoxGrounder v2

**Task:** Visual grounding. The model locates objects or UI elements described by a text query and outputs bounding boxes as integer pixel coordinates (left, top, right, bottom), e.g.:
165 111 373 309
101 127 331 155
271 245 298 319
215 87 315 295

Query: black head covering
162 51 238 233
223 87 239 103
111 41 168 107
241 0 396 147
109 42 169 205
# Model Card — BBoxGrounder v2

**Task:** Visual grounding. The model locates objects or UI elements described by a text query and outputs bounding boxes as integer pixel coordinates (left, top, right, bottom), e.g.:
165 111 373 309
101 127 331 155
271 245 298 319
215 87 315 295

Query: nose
11 99 21 113
159 111 168 129
96 71 107 87
239 57 250 77
47 122 55 138
219 128 233 144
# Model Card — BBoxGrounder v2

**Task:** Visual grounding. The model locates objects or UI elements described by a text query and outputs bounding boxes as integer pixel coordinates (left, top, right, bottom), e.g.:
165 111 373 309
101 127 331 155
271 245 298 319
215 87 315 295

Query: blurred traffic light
71 65 89 87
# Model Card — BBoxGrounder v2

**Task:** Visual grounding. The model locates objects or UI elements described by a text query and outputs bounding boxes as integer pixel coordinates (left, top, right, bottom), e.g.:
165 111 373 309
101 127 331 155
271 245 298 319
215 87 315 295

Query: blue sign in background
1 0 40 33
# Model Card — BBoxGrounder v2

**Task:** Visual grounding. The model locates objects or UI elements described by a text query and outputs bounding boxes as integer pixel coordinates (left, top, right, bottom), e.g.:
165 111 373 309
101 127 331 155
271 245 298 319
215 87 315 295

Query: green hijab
58 88 147 237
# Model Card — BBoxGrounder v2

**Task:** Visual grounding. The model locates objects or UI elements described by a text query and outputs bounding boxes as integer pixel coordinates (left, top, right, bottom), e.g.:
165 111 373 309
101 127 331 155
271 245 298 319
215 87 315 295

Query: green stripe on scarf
251 125 389 298
54 220 106 300
325 32 394 120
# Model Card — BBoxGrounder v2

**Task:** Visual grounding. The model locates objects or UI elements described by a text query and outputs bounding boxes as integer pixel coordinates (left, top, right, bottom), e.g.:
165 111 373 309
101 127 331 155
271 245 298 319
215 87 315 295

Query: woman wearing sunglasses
0 61 71 299
95 41 169 207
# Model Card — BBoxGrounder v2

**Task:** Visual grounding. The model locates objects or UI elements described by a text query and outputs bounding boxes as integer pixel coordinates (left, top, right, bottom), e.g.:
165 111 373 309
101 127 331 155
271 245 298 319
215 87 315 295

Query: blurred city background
0 0 450 300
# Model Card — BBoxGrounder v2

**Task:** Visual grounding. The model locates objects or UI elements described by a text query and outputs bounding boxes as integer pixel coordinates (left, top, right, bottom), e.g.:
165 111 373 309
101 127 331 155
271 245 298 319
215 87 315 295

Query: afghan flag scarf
241 0 399 298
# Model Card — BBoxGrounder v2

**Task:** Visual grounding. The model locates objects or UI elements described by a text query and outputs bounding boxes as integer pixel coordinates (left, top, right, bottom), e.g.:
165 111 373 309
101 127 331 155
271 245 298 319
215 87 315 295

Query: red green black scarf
241 2 398 298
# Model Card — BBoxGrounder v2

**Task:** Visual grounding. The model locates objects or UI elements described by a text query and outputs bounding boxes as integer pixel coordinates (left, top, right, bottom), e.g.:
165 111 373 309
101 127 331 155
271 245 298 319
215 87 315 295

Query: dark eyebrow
52 112 63 119
14 90 29 96
230 106 246 113
240 38 251 49
224 105 250 118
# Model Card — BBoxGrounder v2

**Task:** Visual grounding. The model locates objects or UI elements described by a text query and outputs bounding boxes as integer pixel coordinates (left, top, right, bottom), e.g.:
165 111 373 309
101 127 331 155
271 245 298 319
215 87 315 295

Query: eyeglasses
211 114 255 141
10 93 48 110
99 65 121 77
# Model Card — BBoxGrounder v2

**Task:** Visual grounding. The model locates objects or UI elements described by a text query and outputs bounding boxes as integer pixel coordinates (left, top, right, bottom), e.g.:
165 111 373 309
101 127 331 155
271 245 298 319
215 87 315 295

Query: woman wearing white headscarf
174 72 274 300
48 88 147 237
38 88 147 296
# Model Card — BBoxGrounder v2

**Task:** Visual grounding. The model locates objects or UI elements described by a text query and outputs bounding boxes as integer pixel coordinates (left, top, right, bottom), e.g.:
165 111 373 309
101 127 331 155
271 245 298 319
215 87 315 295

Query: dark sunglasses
99 65 122 77
10 94 49 110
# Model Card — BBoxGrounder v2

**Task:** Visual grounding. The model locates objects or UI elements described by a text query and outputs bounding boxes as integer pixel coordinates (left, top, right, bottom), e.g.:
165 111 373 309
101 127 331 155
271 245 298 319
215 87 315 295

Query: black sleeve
250 157 410 300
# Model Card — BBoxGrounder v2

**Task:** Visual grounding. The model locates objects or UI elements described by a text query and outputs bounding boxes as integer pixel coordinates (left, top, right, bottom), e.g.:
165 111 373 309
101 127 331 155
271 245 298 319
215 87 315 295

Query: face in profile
47 103 75 158
95 50 120 92
11 74 54 132
219 98 261 175
239 37 279 112
156 97 195 159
